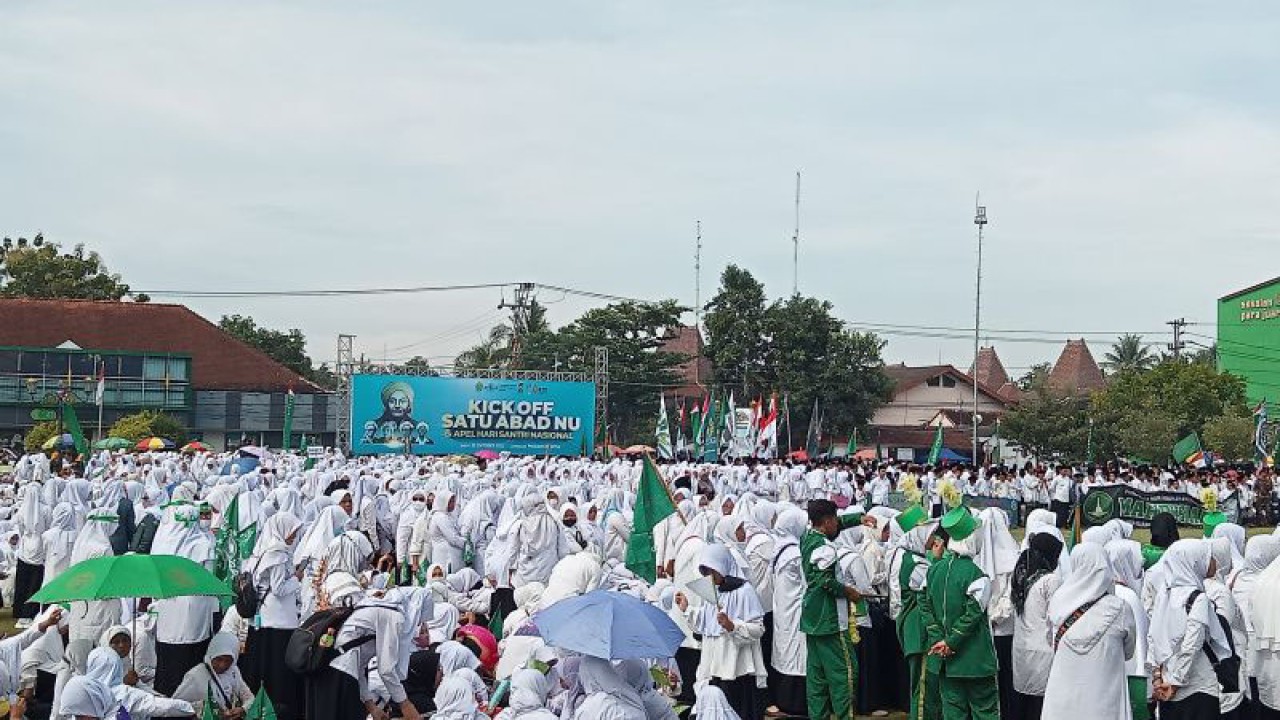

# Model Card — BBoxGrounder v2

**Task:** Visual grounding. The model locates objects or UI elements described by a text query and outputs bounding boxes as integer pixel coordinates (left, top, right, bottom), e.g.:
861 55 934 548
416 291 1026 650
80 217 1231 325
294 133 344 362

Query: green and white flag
281 388 296 451
926 424 944 465
655 393 673 460
624 456 677 583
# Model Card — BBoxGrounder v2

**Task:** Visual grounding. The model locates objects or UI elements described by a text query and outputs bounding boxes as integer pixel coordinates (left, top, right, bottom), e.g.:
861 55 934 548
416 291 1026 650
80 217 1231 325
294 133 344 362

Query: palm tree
1104 333 1156 374
454 324 513 369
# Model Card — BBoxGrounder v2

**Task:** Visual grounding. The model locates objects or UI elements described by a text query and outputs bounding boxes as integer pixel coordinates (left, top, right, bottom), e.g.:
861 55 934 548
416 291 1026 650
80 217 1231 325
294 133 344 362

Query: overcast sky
2 2 1277 378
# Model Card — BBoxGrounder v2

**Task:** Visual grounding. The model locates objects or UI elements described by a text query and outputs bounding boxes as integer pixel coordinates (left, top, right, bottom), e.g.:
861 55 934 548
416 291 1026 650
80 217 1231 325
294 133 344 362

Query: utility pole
973 196 988 466
694 220 703 387
1167 318 1187 361
792 171 801 296
498 282 535 368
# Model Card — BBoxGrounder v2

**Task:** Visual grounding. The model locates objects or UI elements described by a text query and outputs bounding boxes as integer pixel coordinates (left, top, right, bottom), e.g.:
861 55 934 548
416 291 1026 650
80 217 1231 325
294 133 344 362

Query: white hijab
433 675 484 720
1149 539 1231 666
1252 536 1280 651
1047 543 1115 627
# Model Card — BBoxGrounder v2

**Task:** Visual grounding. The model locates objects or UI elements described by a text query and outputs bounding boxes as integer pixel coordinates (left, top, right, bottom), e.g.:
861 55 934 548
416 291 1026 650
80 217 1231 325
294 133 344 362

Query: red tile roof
0 298 322 392
1048 339 1107 395
658 325 714 399
882 363 1011 406
971 346 1011 390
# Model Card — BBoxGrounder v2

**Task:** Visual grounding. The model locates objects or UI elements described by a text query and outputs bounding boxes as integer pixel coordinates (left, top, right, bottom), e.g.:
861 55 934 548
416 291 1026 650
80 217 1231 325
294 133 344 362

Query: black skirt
674 646 699 709
243 627 304 720
13 559 43 620
711 674 762 720
306 665 366 720
154 638 211 697
856 604 907 714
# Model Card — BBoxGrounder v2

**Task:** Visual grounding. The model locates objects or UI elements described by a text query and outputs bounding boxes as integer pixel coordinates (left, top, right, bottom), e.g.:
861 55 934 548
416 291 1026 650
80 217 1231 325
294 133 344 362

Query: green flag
624 456 678 583
202 688 219 720
926 424 944 465
281 389 296 451
846 428 857 457
248 687 277 720
655 393 673 460
690 396 705 457
1172 432 1202 464
62 402 89 457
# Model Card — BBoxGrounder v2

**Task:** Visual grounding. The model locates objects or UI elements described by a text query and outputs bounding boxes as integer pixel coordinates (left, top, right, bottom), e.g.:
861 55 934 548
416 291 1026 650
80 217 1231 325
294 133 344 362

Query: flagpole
96 359 105 444
783 392 793 455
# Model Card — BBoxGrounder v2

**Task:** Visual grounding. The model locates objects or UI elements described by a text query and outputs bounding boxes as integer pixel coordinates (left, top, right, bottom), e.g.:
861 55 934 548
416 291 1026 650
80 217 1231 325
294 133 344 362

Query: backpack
233 557 266 620
129 513 160 554
285 606 370 676
1184 590 1241 694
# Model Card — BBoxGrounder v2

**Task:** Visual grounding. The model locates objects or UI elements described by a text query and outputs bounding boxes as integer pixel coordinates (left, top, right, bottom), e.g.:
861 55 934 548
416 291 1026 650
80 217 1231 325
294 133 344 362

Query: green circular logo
1083 491 1117 524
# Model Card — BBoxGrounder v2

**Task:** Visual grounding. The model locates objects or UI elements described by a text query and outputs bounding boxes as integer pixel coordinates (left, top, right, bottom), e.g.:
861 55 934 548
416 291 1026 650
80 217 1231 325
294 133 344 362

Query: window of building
168 358 189 382
143 357 168 381
926 374 957 388
0 350 19 374
118 356 143 378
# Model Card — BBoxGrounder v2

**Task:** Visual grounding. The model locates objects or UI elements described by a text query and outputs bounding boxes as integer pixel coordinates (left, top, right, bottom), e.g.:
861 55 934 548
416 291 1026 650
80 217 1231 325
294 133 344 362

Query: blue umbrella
529 589 684 659
219 456 260 476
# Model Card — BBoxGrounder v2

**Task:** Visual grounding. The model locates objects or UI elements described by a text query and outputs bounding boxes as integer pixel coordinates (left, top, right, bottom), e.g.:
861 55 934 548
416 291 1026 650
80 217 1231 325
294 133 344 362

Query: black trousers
155 637 211 697
1159 692 1223 720
995 634 1016 719
1050 500 1071 528
306 666 365 720
243 627 304 720
1013 691 1044 720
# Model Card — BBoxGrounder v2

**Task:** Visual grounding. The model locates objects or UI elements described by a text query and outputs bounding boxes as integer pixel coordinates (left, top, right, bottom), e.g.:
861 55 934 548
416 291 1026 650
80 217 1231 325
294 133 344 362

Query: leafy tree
1103 334 1156 374
703 266 769 395
23 421 59 452
758 294 890 438
455 300 554 371
1000 385 1092 459
1016 362 1053 391
1202 412 1256 461
1112 400 1180 463
0 237 144 301
402 356 435 375
1187 343 1217 367
219 315 317 380
553 300 688 442
109 410 188 446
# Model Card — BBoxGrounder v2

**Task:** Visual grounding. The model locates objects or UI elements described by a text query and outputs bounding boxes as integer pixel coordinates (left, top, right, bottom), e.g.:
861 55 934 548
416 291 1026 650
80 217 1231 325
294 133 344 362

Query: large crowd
0 449 1277 720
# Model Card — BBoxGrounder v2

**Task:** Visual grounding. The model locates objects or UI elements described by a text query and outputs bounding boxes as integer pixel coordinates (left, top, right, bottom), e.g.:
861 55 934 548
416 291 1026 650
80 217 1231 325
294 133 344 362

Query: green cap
1202 511 1227 538
941 506 979 542
896 504 928 533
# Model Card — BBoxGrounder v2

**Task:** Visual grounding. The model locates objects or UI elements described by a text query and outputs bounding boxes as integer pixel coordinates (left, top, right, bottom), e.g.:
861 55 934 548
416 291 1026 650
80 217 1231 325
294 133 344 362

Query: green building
1218 276 1280 407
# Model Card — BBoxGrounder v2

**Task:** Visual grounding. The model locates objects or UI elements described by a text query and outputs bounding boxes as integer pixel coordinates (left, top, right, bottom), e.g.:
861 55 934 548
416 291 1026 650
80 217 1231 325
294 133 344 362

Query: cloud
0 1 1277 374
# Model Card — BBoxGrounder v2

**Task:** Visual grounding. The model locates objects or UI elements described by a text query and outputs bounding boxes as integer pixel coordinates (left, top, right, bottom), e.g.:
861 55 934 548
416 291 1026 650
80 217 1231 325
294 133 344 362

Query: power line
137 282 515 299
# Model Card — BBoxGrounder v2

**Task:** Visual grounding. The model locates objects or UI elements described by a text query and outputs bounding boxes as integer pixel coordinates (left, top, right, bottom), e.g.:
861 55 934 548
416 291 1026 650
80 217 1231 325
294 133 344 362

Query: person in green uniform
800 499 872 720
894 504 942 720
920 506 999 720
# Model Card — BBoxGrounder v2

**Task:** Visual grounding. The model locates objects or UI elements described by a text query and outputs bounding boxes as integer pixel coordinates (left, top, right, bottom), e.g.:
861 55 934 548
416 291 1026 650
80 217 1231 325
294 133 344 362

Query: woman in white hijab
57 675 114 720
40 503 79 588
66 513 122 646
571 655 646 720
1205 536 1248 718
1250 540 1280 717
172 632 254 718
85 647 194 720
496 667 558 720
1041 543 1135 720
975 507 1020 717
430 492 467 574
241 512 304 720
434 674 486 720
512 492 573 588
311 586 432 720
678 543 766 720
693 682 743 720
1231 535 1279 713
1105 538 1150 720
1148 539 1231 720
767 507 808 717
617 659 678 720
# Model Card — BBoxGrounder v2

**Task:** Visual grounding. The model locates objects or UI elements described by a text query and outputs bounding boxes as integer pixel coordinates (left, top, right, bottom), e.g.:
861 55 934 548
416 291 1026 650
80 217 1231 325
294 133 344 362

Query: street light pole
973 197 988 466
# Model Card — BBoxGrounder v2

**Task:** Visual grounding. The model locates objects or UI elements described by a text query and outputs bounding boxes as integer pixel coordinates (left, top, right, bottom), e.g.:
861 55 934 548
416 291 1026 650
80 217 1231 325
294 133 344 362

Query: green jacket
920 553 997 678
799 512 863 636
896 551 929 657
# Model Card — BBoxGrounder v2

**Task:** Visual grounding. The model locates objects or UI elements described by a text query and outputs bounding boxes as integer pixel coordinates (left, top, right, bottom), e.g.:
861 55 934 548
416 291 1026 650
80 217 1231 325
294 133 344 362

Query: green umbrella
30 554 232 604
93 437 132 451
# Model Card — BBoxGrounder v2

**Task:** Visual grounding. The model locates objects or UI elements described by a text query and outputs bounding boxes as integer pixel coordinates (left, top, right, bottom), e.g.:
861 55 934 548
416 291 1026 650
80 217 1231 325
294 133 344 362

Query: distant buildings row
659 326 1108 464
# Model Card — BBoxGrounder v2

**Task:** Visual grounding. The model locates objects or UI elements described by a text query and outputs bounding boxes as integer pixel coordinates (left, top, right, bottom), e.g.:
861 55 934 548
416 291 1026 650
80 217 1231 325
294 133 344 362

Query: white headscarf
1252 536 1280 651
692 543 765 638
58 675 116 719
1105 538 1144 592
693 682 741 719
578 656 645 719
438 640 481 676
433 675 484 720
1047 543 1115 627
1149 539 1231 666
975 507 1018 580
294 505 349 566
248 512 301 574
70 513 118 565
